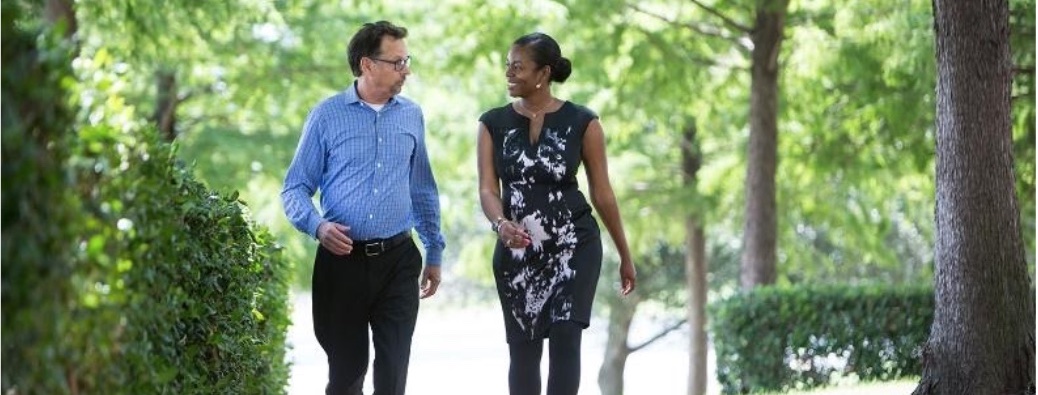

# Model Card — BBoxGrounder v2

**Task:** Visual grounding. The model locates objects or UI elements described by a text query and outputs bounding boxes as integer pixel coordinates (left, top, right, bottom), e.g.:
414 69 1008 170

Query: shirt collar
344 80 397 107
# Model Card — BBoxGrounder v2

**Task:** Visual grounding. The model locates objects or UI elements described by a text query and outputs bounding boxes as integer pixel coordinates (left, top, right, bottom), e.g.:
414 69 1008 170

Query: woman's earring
536 83 542 89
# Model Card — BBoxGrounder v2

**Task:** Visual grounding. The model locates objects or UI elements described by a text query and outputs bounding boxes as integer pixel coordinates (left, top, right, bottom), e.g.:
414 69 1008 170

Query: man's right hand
317 221 353 255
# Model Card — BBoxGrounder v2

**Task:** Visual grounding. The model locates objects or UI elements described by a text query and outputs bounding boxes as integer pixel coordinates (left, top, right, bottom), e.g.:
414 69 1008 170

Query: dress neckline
509 100 569 120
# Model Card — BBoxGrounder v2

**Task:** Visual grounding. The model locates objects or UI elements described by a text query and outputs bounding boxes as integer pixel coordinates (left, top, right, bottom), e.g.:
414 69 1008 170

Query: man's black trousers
311 238 422 395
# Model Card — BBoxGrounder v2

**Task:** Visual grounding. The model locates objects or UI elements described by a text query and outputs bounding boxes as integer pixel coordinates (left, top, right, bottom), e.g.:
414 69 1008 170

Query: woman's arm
582 119 636 295
477 122 530 247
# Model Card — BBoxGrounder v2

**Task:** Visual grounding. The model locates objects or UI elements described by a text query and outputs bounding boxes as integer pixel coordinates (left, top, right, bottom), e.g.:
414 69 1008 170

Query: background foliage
150 0 1034 293
2 3 291 392
2 0 1034 392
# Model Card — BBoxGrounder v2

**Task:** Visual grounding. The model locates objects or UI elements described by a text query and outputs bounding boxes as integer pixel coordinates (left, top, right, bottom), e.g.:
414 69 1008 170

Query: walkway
286 291 699 394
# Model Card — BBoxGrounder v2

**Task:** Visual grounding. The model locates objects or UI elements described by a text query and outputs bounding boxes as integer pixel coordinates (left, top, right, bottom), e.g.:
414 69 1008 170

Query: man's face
366 36 411 97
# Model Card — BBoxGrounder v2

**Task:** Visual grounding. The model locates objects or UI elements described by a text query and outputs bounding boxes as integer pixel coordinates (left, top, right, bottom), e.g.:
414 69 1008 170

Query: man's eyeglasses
370 56 411 71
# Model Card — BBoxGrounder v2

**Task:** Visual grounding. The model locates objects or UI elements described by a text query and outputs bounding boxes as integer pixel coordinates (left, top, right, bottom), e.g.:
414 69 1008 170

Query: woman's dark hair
513 32 572 83
348 21 408 77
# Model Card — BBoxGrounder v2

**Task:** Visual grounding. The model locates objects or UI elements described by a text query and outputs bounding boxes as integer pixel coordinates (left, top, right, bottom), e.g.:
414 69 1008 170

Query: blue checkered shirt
281 82 446 265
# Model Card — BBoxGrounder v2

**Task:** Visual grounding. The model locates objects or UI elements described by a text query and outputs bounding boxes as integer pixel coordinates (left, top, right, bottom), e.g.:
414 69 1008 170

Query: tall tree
681 123 708 395
618 0 791 290
741 0 789 289
913 0 1035 393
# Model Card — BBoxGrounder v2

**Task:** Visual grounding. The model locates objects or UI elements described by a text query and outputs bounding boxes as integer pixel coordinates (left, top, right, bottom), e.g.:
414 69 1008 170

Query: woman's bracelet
491 216 508 233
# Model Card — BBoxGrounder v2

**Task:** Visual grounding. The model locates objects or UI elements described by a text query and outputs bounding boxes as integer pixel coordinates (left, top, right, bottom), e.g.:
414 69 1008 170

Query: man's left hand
419 265 442 299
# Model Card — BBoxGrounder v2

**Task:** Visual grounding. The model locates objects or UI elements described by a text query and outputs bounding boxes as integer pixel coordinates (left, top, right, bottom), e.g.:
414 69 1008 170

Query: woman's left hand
619 261 636 296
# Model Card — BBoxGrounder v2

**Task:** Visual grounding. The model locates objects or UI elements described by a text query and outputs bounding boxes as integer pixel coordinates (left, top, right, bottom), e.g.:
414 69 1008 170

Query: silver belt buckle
364 241 384 256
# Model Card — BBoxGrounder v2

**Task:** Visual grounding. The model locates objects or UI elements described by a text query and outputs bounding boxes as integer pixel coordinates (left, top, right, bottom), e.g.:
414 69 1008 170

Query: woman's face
505 45 547 97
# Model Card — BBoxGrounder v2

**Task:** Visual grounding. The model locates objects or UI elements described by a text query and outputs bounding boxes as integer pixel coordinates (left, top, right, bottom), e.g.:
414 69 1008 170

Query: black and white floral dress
480 101 604 343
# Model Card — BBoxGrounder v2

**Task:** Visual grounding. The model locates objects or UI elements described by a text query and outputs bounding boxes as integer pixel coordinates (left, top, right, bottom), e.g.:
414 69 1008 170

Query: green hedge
74 138 293 394
2 6 291 394
709 284 933 394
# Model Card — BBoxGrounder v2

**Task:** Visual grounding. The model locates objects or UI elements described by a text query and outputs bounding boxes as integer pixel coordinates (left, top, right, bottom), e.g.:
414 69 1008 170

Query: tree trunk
914 0 1036 394
153 70 179 141
740 0 788 290
598 294 638 395
44 0 77 40
681 124 708 395
686 223 707 395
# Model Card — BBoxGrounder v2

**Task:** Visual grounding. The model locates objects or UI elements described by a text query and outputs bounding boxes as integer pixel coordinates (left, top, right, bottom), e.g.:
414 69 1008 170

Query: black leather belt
356 231 411 257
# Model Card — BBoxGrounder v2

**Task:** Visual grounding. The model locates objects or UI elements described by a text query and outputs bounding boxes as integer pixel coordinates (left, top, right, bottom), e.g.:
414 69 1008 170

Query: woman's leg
509 338 544 395
546 321 583 395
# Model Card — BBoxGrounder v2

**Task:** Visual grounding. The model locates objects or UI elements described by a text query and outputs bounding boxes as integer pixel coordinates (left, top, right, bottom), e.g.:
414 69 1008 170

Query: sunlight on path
286 291 698 395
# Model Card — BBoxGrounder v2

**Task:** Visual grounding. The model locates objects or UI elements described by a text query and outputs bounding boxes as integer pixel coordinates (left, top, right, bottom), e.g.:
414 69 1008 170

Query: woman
476 32 638 395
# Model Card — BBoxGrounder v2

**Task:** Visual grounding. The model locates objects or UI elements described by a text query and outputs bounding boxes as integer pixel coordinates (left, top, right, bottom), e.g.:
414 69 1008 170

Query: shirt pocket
383 126 417 166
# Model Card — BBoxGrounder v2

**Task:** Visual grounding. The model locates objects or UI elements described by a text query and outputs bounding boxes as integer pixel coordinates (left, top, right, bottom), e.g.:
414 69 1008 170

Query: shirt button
369 214 373 219
377 163 382 168
378 138 383 143
373 189 379 194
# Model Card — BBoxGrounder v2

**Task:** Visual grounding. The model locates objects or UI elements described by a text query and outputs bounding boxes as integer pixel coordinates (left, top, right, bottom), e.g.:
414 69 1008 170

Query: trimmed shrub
2 8 291 394
709 284 932 394
76 137 292 393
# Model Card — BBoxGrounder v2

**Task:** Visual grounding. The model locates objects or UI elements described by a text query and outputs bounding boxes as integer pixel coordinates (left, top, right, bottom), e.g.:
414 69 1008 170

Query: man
281 20 445 395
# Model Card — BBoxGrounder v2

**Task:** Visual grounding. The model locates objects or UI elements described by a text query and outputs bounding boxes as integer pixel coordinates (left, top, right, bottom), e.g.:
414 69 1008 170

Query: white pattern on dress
500 125 579 338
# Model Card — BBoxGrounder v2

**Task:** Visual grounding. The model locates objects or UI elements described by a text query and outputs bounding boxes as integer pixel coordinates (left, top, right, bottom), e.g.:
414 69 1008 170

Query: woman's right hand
498 220 531 249
619 260 637 296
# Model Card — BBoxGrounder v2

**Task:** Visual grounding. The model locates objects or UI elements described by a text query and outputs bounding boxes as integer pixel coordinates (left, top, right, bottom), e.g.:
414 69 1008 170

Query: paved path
286 291 703 395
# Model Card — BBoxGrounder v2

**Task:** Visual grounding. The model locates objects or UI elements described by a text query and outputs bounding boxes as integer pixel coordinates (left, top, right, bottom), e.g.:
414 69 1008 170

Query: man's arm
281 109 327 239
409 114 446 266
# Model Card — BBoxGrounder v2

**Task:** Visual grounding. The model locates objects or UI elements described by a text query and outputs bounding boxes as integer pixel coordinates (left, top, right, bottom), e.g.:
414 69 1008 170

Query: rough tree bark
740 0 788 290
913 0 1035 394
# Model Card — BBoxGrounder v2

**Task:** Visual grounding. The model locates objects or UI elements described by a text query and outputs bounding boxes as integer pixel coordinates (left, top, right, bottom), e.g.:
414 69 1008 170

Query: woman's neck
521 93 554 110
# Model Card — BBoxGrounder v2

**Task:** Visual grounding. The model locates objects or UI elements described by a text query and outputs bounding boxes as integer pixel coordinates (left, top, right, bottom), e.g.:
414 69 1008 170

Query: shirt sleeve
281 108 326 239
409 110 446 265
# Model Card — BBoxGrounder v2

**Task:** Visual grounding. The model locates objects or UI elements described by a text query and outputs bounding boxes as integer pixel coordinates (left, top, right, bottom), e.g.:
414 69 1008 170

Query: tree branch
1013 65 1035 75
636 26 750 71
633 26 721 68
627 3 750 51
179 113 235 131
629 319 687 353
688 0 753 33
1012 93 1034 102
177 84 216 105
